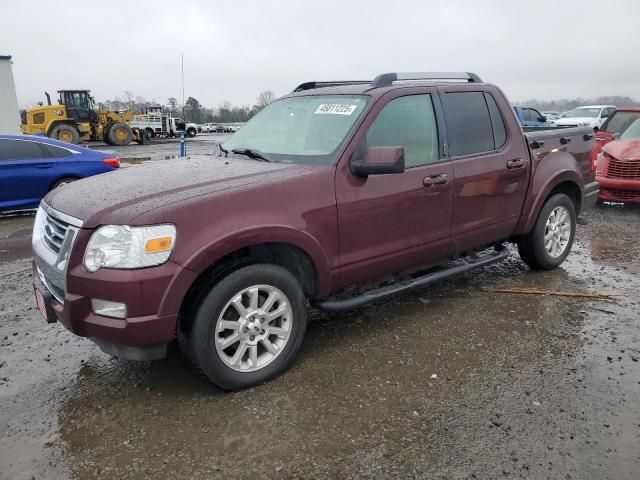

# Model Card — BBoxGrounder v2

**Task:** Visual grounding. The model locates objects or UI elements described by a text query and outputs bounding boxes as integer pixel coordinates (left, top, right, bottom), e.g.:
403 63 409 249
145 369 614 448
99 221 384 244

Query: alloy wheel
214 284 293 372
544 206 571 258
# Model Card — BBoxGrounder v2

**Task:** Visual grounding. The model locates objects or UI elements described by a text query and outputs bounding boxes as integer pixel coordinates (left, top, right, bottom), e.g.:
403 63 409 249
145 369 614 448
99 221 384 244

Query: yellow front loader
21 90 146 145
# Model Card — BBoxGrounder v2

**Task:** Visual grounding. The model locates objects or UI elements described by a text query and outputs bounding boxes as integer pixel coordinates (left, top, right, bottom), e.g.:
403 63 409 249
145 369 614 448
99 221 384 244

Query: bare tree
123 91 134 109
256 90 276 108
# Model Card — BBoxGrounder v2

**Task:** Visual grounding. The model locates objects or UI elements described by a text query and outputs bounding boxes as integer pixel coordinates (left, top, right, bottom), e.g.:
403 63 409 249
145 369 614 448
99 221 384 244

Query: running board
312 244 510 313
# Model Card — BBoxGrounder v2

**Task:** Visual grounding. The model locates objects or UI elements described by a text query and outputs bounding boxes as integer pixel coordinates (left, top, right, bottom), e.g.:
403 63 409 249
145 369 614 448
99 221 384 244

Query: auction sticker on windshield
314 104 358 115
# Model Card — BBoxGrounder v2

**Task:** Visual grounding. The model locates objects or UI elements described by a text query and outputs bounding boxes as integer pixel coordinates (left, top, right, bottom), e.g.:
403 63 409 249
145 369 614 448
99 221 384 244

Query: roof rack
372 72 482 87
293 80 371 92
293 72 482 92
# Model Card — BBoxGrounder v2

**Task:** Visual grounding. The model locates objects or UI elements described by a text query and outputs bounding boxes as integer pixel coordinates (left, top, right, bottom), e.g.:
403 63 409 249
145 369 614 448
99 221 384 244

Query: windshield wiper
231 147 271 162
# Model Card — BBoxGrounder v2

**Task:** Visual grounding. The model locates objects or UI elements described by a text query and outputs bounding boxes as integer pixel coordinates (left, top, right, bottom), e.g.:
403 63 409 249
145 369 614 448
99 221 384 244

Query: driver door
334 89 454 288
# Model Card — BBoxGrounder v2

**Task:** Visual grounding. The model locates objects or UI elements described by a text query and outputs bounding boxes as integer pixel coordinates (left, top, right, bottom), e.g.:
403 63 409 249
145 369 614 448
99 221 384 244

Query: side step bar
313 244 510 313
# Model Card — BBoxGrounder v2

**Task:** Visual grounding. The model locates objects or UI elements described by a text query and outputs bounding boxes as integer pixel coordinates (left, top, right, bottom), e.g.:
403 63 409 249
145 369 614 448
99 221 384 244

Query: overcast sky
2 0 639 109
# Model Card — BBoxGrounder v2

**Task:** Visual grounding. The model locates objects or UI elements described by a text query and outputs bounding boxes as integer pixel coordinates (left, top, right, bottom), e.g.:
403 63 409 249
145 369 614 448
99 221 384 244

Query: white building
0 55 21 134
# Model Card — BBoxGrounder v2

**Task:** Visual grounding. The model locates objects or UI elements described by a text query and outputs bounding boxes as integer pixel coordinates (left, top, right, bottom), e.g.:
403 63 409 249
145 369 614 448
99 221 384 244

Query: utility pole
181 52 185 121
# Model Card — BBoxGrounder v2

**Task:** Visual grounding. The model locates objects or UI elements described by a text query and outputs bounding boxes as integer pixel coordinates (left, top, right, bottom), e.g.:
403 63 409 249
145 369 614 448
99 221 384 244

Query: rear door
439 87 530 252
0 138 58 210
335 88 454 287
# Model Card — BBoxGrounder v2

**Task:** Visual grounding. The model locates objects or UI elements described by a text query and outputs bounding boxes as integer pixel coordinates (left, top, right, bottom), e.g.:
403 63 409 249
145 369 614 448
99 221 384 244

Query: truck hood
554 117 595 126
45 155 311 228
603 139 640 161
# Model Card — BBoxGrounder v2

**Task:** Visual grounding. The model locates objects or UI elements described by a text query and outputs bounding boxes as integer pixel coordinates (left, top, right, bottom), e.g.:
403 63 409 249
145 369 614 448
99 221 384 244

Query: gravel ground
87 133 228 162
0 204 638 479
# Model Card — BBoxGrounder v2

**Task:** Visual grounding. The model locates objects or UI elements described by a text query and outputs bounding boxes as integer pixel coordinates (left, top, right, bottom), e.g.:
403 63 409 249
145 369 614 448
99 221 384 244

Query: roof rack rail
293 72 482 92
371 72 482 87
293 80 371 92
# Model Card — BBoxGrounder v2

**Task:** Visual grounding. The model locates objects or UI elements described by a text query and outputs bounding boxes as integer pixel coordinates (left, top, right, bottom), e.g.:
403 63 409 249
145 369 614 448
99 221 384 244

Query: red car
596 117 640 203
590 107 640 168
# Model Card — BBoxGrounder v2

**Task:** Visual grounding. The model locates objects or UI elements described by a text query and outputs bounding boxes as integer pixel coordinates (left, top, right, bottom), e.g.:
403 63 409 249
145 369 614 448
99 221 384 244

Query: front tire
186 127 197 137
517 193 576 270
107 122 133 146
187 264 307 390
50 124 79 144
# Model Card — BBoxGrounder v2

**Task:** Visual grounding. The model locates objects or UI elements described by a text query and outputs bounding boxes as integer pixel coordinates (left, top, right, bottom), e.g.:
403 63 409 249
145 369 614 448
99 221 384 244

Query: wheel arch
48 175 82 191
46 120 78 137
170 240 323 339
514 139 588 239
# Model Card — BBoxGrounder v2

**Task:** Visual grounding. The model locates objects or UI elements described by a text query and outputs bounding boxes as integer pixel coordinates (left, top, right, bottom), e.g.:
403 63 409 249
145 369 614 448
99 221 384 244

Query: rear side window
485 94 507 149
42 144 72 158
0 139 46 161
442 92 494 156
365 94 439 167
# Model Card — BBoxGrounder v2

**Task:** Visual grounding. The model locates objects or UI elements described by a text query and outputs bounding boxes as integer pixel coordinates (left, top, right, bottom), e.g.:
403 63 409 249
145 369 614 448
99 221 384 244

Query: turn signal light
144 236 173 253
102 157 120 169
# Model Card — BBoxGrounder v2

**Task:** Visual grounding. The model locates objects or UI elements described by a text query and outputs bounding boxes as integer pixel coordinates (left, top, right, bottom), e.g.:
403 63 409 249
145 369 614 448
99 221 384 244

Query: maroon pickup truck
32 72 598 390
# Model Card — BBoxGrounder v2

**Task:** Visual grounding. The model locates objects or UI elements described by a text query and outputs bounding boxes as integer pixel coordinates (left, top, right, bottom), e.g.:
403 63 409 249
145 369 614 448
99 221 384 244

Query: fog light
91 299 127 319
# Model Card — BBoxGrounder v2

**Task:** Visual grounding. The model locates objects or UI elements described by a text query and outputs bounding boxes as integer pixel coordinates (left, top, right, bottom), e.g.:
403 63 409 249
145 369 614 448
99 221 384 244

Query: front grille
604 158 640 179
43 213 70 254
604 188 640 201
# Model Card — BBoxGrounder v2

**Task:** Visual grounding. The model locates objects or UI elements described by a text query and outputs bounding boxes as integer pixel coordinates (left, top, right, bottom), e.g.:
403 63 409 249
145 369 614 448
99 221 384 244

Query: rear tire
187 264 307 390
50 124 79 144
50 177 78 190
517 193 576 270
107 122 133 146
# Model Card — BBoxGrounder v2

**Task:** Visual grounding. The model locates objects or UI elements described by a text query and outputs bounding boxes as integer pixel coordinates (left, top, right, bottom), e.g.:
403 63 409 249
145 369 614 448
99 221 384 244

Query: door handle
35 163 53 169
423 174 448 187
506 159 525 169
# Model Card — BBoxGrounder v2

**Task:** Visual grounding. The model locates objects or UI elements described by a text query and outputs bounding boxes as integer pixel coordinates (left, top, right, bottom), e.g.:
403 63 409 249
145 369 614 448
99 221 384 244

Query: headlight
32 206 46 247
84 224 176 272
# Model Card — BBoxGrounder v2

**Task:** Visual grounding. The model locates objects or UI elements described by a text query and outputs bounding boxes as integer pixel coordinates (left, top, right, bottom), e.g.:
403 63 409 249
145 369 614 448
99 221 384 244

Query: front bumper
596 176 640 203
32 203 196 361
33 260 180 360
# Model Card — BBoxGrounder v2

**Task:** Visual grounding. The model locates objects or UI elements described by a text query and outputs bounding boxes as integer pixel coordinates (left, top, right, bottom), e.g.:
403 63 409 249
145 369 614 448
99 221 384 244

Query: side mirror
351 146 405 176
538 116 547 123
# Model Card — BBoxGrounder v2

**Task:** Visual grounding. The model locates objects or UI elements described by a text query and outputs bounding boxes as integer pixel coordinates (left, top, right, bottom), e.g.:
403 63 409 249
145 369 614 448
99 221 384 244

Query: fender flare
157 226 334 317
515 167 583 235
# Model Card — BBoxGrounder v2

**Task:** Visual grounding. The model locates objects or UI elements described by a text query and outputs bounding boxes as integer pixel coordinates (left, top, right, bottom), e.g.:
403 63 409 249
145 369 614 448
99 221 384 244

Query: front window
365 94 439 167
221 95 368 165
619 118 640 140
603 111 640 134
564 107 600 118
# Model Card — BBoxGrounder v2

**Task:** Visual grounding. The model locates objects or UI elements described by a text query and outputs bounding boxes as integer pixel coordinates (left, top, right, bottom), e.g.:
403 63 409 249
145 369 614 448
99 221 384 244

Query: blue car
0 135 120 212
512 106 554 128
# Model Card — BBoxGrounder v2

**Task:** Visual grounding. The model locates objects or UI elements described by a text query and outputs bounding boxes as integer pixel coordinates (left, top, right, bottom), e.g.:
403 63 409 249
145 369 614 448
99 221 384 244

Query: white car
199 123 217 133
227 122 245 133
553 105 616 131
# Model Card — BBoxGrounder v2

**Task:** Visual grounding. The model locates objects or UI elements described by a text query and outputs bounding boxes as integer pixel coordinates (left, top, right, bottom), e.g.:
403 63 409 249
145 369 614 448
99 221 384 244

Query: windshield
620 118 640 140
221 95 368 165
564 107 600 118
603 111 640 134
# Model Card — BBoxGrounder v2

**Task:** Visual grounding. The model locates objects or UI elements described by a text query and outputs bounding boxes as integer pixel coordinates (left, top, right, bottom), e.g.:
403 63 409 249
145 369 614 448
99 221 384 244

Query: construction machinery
21 90 146 145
